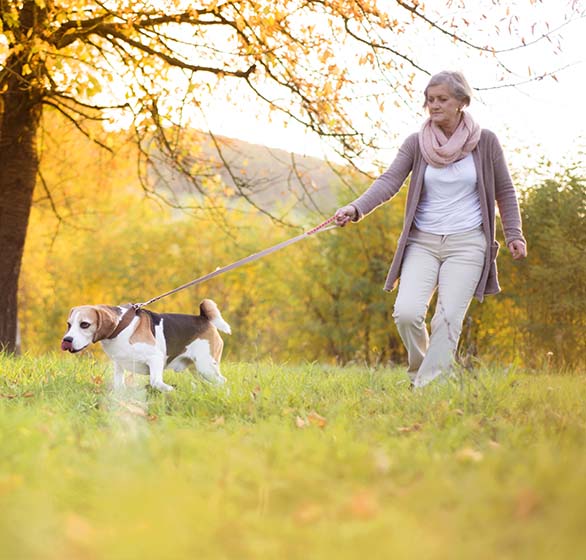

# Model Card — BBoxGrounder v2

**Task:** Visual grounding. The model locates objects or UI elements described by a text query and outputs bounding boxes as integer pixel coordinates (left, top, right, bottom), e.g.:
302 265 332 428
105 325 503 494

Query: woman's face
425 83 463 131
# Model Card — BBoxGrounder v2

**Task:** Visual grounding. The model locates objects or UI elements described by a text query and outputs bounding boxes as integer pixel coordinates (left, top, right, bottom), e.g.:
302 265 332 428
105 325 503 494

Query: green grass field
0 353 585 560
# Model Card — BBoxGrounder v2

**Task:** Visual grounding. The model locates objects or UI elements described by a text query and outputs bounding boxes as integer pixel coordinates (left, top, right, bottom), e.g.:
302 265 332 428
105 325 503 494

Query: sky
194 1 586 182
3 0 580 179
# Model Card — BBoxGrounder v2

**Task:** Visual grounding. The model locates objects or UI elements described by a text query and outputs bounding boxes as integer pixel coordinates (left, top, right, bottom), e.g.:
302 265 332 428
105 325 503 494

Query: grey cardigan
350 129 525 301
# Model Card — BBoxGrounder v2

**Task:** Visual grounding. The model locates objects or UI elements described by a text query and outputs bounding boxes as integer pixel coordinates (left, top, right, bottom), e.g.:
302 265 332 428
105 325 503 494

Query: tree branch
395 0 581 55
474 63 577 91
40 99 113 152
47 6 228 49
99 25 257 78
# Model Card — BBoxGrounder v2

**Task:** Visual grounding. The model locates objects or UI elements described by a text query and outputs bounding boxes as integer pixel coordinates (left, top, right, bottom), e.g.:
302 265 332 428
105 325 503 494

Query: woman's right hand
334 205 358 227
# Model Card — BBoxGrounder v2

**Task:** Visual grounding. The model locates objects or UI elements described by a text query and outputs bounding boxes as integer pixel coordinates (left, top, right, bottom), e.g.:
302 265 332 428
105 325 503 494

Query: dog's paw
151 381 175 393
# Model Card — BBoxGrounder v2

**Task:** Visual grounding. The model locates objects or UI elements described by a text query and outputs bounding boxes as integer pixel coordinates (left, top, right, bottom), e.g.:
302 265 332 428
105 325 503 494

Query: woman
334 70 527 388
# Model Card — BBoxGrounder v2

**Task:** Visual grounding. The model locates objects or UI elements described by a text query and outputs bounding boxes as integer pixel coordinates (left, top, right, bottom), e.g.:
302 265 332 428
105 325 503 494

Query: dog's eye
67 322 71 329
80 322 90 329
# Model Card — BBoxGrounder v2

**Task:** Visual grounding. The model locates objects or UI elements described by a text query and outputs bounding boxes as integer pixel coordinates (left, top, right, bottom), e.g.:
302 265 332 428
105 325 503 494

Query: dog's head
61 305 121 353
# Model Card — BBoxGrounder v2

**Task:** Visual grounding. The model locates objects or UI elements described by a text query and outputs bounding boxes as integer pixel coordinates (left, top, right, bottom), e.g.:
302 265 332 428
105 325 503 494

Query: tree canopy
0 0 581 351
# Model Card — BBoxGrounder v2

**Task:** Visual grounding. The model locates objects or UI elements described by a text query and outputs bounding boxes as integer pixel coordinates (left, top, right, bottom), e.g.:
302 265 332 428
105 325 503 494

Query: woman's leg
393 230 441 382
413 228 487 388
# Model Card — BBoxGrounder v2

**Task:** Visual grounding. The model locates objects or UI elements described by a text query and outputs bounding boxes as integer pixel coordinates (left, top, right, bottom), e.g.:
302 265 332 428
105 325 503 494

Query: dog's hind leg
187 339 226 385
148 356 174 392
113 362 126 390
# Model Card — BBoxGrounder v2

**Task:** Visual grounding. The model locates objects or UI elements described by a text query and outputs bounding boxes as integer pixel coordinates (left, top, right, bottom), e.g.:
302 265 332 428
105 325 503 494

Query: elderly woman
335 70 527 388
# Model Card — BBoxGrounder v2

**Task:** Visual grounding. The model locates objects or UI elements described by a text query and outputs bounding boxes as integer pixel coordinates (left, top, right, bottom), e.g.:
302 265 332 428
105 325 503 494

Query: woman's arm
335 133 417 224
491 134 527 259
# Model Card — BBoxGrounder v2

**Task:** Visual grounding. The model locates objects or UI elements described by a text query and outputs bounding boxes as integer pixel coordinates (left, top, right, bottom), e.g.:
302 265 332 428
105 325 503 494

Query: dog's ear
92 306 121 342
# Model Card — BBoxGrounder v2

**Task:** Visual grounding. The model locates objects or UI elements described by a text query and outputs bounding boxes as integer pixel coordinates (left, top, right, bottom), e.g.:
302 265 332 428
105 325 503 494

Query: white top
414 153 483 235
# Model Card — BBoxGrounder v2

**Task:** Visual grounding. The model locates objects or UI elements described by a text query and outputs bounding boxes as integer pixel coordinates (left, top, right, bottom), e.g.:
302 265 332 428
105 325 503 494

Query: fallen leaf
250 385 261 400
0 474 23 495
212 415 225 426
293 502 323 525
64 513 95 544
453 408 465 416
372 449 392 474
456 447 483 463
295 415 308 429
307 411 327 428
515 488 541 519
397 423 422 433
346 490 379 520
118 401 148 418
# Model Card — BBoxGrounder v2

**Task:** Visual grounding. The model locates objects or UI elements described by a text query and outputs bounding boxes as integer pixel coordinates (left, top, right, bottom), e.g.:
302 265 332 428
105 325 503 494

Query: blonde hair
423 71 473 108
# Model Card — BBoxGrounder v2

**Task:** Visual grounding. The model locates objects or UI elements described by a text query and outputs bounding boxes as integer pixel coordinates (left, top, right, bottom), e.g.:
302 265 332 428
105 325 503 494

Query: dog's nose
61 336 74 352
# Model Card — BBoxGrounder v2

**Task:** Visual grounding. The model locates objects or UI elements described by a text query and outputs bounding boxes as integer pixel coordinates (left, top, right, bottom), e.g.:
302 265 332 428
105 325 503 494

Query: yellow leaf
295 415 308 428
372 449 392 474
64 513 95 545
396 422 422 433
293 502 323 525
515 488 541 519
456 447 483 463
345 490 379 520
307 411 327 428
118 401 148 418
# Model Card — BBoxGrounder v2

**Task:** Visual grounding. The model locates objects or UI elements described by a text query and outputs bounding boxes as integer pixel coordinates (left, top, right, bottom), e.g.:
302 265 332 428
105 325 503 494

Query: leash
133 216 338 309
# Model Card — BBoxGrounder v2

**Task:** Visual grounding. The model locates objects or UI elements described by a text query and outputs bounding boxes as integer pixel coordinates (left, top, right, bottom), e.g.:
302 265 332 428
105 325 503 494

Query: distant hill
149 130 345 215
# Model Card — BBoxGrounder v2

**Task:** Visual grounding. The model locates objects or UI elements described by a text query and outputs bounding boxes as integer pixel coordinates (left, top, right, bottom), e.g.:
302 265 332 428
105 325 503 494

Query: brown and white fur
61 300 231 392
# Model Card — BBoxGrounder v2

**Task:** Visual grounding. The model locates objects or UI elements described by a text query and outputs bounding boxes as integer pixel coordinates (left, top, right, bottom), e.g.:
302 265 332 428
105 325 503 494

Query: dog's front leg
148 356 174 392
113 362 126 390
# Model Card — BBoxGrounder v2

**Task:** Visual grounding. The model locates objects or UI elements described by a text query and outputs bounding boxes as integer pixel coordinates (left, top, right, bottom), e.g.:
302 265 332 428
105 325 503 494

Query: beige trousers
393 227 487 388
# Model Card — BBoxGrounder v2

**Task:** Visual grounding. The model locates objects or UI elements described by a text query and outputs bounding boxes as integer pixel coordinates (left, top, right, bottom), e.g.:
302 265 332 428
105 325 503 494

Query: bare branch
474 64 577 91
395 0 579 54
48 6 229 49
36 168 64 224
40 99 113 152
106 27 256 78
206 129 296 229
288 152 326 216
50 91 129 112
342 14 430 75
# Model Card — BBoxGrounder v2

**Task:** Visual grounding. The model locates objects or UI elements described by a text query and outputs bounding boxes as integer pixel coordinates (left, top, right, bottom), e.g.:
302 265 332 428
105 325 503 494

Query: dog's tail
200 299 231 334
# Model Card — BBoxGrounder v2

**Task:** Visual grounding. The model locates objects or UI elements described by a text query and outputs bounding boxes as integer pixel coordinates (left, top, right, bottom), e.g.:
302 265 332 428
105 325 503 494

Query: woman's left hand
508 239 527 260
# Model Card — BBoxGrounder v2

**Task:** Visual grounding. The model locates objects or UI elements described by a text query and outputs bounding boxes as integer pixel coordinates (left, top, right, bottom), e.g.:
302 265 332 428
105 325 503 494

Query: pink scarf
418 111 481 167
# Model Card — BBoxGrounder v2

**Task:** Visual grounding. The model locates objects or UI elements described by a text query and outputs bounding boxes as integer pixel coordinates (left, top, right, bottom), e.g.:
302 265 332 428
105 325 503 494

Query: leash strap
135 216 338 309
106 305 137 339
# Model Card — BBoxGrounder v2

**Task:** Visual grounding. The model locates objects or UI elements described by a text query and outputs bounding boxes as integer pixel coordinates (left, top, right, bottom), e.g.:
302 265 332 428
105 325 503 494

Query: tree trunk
0 74 40 353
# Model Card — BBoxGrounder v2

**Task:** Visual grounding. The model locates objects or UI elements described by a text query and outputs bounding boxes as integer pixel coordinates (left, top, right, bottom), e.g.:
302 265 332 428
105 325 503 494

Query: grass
0 353 585 560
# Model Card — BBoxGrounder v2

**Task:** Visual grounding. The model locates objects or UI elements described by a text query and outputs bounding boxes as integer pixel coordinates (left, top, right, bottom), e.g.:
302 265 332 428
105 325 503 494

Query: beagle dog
61 299 231 392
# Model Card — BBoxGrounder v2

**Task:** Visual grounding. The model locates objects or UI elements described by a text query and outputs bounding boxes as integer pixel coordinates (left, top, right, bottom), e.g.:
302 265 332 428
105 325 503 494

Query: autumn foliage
20 110 585 368
2 0 580 352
